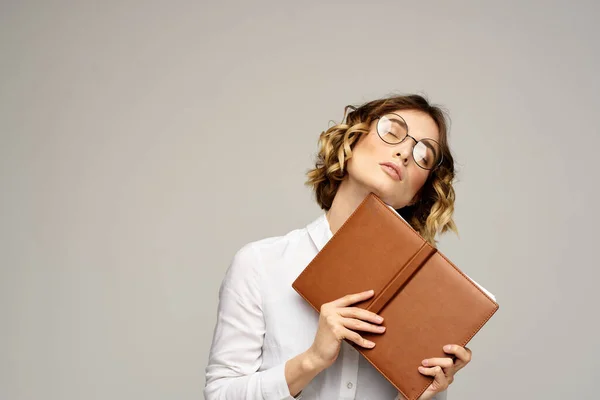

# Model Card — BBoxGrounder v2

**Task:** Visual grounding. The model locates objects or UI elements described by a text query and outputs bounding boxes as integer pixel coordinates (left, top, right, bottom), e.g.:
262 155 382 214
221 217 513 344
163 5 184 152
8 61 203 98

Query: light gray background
1 1 598 399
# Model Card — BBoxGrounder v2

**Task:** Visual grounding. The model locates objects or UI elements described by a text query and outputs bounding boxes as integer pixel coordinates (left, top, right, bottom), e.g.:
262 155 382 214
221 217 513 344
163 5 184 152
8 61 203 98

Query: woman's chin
364 182 405 208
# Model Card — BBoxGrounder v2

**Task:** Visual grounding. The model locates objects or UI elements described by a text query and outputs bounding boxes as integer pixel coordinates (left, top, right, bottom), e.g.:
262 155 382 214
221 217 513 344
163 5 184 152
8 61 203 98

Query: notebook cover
292 193 499 400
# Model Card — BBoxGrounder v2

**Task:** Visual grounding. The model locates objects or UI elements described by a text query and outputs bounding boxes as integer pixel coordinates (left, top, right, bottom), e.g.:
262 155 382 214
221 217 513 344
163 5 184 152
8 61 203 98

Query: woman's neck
325 178 371 235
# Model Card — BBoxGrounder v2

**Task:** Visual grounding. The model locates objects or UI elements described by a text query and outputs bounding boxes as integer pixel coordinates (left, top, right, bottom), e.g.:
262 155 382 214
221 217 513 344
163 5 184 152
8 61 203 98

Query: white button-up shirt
204 213 448 400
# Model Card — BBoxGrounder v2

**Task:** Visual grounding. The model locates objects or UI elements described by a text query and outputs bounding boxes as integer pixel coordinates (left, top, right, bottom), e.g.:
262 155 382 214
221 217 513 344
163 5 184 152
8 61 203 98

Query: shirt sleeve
204 243 300 400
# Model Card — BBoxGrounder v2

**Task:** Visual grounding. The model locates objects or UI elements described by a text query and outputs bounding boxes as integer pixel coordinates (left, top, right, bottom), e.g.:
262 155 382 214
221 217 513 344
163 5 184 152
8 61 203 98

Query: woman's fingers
323 291 384 325
418 365 450 389
418 365 445 378
318 290 386 350
443 344 471 370
341 327 377 349
421 357 454 369
328 289 375 308
341 317 386 334
338 307 384 325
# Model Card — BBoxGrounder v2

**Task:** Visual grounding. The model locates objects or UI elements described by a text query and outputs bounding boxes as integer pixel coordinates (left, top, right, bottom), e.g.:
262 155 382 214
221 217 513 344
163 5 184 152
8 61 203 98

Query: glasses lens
413 139 442 170
377 114 408 144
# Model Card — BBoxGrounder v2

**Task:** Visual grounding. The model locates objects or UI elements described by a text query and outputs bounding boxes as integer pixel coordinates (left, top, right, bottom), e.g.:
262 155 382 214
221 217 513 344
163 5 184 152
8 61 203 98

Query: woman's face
346 109 440 209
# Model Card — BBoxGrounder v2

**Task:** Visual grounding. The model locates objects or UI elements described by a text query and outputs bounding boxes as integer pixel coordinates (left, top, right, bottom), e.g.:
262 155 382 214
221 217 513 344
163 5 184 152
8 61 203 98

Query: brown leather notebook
292 193 499 400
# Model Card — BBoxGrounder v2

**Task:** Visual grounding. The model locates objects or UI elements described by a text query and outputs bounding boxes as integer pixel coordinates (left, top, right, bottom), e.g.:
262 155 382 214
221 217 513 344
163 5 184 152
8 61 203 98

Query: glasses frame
374 113 443 171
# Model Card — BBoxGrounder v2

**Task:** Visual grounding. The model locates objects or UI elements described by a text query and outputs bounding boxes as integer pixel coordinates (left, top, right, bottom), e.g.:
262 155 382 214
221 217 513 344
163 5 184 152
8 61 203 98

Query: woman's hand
306 289 385 370
416 344 472 400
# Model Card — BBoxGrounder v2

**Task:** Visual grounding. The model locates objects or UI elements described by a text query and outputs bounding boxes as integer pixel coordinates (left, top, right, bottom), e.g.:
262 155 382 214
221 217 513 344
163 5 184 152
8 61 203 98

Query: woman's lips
380 162 402 181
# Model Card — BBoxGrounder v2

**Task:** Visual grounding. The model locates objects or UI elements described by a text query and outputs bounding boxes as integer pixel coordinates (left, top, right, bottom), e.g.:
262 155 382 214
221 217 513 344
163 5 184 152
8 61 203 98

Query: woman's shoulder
232 212 326 266
222 223 312 287
236 223 311 262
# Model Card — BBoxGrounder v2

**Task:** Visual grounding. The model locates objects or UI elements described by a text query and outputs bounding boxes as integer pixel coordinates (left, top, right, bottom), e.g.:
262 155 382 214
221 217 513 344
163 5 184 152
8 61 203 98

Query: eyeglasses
375 113 443 170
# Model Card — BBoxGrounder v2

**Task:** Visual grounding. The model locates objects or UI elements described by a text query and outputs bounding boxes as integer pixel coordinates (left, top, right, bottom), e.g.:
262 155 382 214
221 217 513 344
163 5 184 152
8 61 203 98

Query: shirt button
347 382 354 389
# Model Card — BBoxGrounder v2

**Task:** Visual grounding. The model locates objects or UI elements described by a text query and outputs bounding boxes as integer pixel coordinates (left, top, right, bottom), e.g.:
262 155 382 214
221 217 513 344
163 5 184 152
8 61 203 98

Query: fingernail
366 340 375 347
376 316 384 322
444 345 452 351
368 289 374 294
418 366 425 372
422 359 429 366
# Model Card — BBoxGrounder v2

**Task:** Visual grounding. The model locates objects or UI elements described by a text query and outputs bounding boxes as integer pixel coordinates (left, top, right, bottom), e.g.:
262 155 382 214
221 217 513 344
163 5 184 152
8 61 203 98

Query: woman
204 94 472 399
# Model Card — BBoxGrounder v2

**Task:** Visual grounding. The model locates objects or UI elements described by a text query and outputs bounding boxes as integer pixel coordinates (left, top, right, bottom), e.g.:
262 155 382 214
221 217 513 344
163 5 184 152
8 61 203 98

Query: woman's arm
204 242 387 399
204 243 319 399
284 351 325 397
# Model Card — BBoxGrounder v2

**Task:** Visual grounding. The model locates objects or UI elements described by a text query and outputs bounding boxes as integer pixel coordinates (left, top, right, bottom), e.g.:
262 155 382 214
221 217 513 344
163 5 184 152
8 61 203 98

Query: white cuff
260 362 298 400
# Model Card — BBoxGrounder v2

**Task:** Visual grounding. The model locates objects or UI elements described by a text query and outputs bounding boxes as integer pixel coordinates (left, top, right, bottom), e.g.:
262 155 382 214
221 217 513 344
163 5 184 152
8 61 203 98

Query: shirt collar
306 213 333 252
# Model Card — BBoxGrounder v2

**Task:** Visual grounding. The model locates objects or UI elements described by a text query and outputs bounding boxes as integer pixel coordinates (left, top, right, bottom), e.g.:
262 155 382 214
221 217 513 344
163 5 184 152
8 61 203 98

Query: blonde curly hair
305 94 458 245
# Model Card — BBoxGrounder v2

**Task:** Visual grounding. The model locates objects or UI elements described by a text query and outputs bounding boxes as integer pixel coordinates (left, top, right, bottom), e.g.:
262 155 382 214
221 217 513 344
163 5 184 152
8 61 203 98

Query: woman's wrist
285 350 327 397
302 348 328 374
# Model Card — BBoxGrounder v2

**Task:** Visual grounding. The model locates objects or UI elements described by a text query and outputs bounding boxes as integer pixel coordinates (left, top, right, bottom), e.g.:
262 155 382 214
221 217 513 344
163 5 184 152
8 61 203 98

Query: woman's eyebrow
390 116 408 130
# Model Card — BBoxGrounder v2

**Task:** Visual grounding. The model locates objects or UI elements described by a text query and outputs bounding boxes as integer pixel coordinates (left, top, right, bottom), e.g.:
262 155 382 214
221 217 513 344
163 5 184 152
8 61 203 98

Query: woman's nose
394 141 414 164
395 150 409 165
